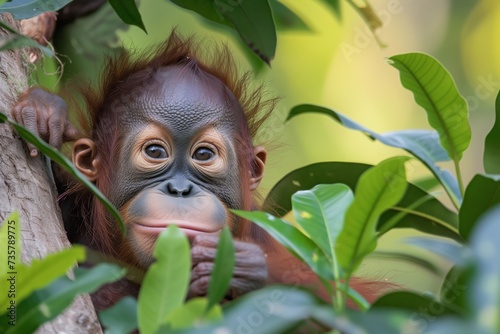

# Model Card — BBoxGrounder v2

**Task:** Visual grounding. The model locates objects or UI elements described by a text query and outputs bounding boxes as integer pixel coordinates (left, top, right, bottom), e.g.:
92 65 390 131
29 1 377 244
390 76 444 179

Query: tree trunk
0 13 102 333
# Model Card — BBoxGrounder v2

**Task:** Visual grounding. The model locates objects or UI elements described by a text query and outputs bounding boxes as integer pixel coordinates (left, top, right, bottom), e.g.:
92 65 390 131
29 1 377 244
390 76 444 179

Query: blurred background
38 0 500 295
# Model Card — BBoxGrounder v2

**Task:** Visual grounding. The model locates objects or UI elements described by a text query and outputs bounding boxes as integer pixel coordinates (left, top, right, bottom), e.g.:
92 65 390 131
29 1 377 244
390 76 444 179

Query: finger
187 275 210 298
191 244 217 265
191 262 214 283
63 122 79 141
38 112 48 139
233 264 267 281
12 103 24 123
21 106 39 157
192 234 219 248
48 115 63 149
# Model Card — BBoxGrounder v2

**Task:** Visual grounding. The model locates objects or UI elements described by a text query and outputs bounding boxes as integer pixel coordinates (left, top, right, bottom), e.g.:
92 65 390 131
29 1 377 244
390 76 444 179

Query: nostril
166 181 192 197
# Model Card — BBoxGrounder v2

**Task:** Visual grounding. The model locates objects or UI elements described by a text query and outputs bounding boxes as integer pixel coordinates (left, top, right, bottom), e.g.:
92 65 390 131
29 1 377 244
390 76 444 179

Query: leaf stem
377 195 433 236
384 206 460 236
454 160 465 200
331 253 345 312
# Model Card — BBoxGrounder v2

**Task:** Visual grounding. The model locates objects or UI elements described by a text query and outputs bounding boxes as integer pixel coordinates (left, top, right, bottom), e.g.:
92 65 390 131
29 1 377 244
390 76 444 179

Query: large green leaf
369 251 441 275
0 246 86 310
459 174 500 240
483 90 500 174
233 210 333 280
270 0 310 31
288 104 461 204
425 318 474 334
164 298 222 329
0 264 125 334
373 291 457 315
108 0 146 32
0 112 125 233
170 0 231 26
0 0 71 19
138 225 191 334
292 184 353 260
0 21 53 56
206 227 234 312
99 296 138 334
469 205 500 333
336 157 409 273
170 0 276 64
213 0 276 64
54 1 128 85
319 0 341 19
161 286 318 334
388 53 471 164
440 267 470 315
312 307 412 334
263 162 460 241
405 237 470 267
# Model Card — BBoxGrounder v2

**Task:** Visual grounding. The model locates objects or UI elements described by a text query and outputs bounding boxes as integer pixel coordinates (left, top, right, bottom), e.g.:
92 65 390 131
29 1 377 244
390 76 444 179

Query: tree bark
0 13 102 333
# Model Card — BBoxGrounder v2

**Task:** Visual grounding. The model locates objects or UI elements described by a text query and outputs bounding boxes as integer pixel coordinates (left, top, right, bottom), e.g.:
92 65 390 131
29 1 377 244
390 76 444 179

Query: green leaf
405 237 470 267
0 112 125 233
292 184 353 260
425 318 474 334
233 210 333 280
206 227 234 312
388 53 471 163
0 21 53 56
263 162 460 241
412 175 441 192
160 286 318 334
99 296 138 334
170 0 230 26
440 267 470 315
0 0 71 19
270 1 310 31
138 225 191 334
469 205 500 333
165 298 222 329
0 246 86 310
336 157 409 273
484 90 500 174
373 291 457 315
369 250 441 275
170 0 276 64
312 306 412 334
108 0 146 32
345 285 370 311
54 1 129 85
287 104 461 204
0 264 125 334
459 174 500 240
319 0 341 19
214 0 276 64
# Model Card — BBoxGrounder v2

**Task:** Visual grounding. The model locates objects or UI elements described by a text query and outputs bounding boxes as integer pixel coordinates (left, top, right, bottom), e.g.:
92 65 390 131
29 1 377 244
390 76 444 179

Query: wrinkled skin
13 88 78 155
14 68 268 300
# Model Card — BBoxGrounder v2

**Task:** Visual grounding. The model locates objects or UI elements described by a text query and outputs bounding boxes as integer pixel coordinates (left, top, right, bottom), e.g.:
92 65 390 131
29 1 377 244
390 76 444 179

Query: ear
72 138 101 182
249 146 267 191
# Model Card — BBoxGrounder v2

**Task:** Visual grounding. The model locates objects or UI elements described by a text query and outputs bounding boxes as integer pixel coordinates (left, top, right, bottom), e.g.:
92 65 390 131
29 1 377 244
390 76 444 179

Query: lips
133 220 220 239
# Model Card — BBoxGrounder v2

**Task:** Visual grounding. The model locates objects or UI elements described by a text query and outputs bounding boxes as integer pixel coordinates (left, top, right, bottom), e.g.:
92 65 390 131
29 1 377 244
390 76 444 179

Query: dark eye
192 147 215 161
145 144 168 159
